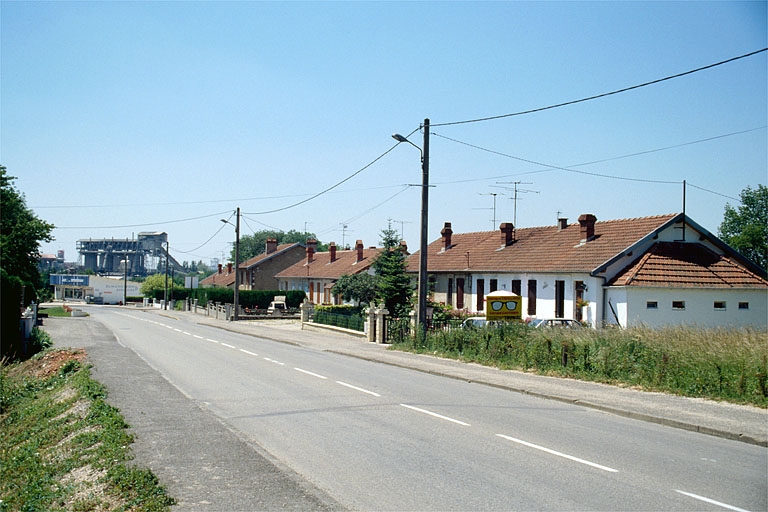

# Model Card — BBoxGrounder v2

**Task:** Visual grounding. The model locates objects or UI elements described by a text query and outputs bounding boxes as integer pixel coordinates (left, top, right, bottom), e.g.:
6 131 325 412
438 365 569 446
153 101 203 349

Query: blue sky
2 1 766 266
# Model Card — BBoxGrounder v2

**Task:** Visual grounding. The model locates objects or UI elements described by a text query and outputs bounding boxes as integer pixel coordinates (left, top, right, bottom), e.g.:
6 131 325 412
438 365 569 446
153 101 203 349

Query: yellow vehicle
485 290 522 322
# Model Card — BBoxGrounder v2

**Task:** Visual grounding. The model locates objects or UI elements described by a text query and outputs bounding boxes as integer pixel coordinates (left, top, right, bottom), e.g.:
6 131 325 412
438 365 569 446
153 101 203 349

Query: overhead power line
54 210 234 230
245 126 421 216
433 132 680 184
432 48 767 127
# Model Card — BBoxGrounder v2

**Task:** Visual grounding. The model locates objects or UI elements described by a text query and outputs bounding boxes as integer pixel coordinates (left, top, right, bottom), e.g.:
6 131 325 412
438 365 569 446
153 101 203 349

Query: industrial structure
76 232 182 276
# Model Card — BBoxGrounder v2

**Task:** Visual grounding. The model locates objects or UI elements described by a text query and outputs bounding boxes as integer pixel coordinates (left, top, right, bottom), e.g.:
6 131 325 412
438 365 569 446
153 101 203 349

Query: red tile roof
276 247 382 280
408 214 678 273
610 242 768 288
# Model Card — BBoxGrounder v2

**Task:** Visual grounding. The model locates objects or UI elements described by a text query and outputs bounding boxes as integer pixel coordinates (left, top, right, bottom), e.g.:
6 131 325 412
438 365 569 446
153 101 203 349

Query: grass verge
392 324 768 407
0 348 175 511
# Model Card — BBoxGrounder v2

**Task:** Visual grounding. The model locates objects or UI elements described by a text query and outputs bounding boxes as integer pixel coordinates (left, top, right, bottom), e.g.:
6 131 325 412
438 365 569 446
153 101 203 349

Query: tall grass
393 324 768 407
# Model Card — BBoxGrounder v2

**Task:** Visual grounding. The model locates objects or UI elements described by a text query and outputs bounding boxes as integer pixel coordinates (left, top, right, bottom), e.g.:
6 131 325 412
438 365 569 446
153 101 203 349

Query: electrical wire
244 126 420 216
687 183 741 203
53 210 235 230
433 132 680 184
432 49 767 127
175 211 234 254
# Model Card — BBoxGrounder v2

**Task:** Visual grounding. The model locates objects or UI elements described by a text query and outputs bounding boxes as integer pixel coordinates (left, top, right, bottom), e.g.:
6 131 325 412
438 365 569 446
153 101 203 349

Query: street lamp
221 207 241 321
392 118 430 336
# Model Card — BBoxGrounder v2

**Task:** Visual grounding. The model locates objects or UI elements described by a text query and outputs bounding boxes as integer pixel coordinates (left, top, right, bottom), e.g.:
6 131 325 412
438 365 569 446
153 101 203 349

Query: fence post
375 307 389 344
366 307 376 342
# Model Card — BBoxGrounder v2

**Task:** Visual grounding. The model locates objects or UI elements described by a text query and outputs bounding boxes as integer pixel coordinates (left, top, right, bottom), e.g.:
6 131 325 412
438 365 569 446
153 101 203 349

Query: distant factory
76 232 182 276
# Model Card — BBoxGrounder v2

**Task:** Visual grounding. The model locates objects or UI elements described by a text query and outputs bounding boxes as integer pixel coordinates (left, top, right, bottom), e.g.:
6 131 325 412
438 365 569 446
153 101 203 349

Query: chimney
355 240 364 263
399 240 408 253
500 222 515 247
441 222 452 251
558 218 568 230
226 262 232 274
578 214 597 243
305 238 318 264
218 263 222 274
329 242 337 262
266 238 278 254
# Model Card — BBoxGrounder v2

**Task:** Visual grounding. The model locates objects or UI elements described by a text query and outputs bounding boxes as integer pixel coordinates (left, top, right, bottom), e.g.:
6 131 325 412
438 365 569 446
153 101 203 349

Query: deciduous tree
718 184 767 271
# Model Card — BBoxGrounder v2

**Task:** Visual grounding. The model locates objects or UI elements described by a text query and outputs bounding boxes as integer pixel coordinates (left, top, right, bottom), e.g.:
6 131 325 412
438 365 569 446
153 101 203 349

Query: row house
200 238 306 291
407 213 767 328
276 240 383 305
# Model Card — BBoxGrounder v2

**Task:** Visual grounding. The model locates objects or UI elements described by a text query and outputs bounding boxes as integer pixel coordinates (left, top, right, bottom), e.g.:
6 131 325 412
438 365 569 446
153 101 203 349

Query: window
527 280 537 315
456 278 465 309
447 278 453 306
646 301 658 309
739 302 749 310
714 301 726 310
511 279 521 295
476 279 485 311
672 300 685 310
490 279 498 293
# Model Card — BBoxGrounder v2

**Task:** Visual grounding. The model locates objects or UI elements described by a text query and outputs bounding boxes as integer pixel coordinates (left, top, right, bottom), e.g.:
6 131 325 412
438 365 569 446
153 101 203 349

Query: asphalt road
45 306 767 511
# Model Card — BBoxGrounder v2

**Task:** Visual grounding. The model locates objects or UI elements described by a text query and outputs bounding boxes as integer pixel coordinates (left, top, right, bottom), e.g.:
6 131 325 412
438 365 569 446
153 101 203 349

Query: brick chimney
306 239 317 264
355 240 364 263
441 222 452 251
558 218 568 230
266 238 278 254
218 263 222 274
578 214 597 243
399 240 408 253
226 262 232 274
329 242 337 262
500 222 515 247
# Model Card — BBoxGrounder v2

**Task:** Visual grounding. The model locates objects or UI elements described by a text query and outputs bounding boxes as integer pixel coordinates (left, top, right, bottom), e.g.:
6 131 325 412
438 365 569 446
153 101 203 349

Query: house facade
275 240 382 305
200 238 306 291
407 214 767 329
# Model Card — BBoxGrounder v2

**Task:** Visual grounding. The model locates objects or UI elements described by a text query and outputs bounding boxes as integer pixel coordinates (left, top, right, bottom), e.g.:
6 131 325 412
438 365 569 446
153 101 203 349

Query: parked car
529 318 582 329
461 317 508 329
461 317 488 328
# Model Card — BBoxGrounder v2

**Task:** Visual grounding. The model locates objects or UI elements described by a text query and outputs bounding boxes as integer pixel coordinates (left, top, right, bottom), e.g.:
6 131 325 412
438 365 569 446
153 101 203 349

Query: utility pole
418 118 430 335
234 207 240 320
164 240 169 310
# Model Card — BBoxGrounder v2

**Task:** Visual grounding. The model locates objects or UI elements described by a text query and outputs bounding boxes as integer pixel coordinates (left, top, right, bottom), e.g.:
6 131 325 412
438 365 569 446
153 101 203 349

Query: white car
529 318 582 329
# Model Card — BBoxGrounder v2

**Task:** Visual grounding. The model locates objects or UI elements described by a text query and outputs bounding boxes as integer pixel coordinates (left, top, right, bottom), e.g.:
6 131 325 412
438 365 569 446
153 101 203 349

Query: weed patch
0 349 175 511
393 325 768 407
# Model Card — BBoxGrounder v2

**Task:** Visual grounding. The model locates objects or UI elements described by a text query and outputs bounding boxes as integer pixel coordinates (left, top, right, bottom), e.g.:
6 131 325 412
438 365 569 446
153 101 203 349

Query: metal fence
313 311 365 332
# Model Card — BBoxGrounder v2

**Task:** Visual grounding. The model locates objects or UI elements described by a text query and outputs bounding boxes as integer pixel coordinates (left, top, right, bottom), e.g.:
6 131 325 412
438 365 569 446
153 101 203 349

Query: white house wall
433 272 602 327
611 287 767 329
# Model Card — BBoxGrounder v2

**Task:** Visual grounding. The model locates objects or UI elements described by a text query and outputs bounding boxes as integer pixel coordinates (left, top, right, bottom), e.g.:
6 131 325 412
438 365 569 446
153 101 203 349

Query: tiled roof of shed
610 242 768 288
241 243 301 268
276 247 382 280
407 214 678 273
200 243 301 287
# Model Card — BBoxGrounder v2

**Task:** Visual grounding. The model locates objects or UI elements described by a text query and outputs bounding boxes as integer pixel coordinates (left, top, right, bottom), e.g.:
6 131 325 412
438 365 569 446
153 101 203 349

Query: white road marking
675 490 751 512
221 343 236 349
174 328 183 332
182 331 191 336
400 404 470 426
496 434 618 473
294 368 327 379
206 338 219 344
193 335 204 339
239 349 258 357
264 357 285 366
336 381 381 397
